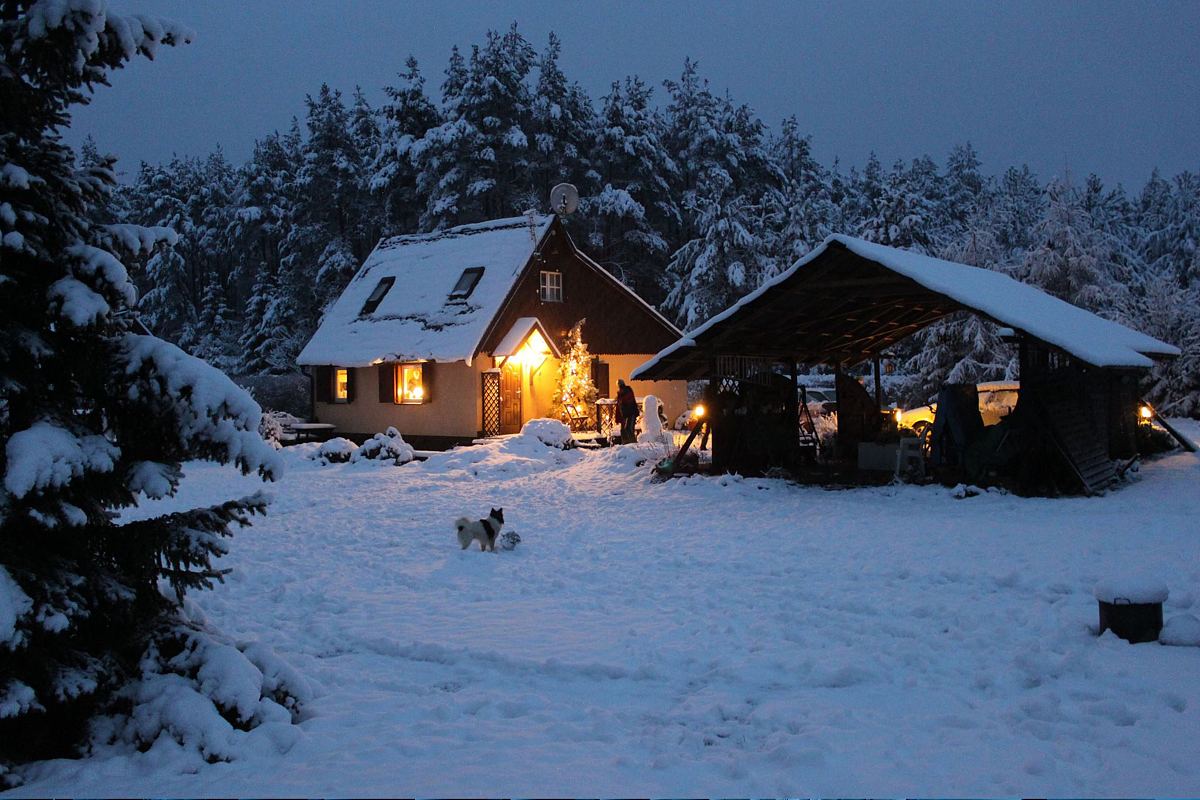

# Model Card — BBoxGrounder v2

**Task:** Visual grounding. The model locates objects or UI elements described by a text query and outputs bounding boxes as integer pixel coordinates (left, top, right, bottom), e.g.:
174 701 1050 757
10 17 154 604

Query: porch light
693 404 706 419
1139 403 1153 421
893 408 903 424
516 329 550 370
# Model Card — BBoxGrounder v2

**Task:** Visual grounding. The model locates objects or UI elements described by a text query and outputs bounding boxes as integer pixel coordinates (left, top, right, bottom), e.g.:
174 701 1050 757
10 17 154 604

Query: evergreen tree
772 116 838 262
584 76 678 300
415 25 537 228
529 33 594 202
1019 174 1126 314
0 1 286 774
371 56 441 235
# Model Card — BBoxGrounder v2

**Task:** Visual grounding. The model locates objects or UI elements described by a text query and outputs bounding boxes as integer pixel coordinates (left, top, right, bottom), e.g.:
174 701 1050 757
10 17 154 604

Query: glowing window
395 363 425 404
361 277 395 315
449 267 484 299
539 270 562 302
334 368 350 401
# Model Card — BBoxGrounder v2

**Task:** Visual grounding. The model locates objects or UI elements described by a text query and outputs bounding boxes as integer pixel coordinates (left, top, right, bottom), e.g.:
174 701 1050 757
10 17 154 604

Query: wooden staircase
1037 383 1117 495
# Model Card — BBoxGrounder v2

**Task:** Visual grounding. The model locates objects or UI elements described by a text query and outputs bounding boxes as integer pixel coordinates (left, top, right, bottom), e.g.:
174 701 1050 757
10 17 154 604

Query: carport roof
634 235 1179 381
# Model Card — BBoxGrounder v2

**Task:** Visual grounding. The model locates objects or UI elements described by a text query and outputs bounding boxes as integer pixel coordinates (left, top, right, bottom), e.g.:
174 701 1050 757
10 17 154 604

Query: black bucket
1098 599 1164 643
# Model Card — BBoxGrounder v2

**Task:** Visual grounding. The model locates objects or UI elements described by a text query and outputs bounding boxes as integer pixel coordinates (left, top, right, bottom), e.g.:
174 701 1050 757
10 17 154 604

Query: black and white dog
455 508 504 552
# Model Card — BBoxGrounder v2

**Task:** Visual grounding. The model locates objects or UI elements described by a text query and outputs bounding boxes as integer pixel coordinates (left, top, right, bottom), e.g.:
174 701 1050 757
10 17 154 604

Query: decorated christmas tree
551 319 598 428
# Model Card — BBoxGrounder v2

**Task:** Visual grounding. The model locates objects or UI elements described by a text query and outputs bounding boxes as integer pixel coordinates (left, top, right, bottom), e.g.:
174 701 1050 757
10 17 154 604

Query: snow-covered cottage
297 214 687 448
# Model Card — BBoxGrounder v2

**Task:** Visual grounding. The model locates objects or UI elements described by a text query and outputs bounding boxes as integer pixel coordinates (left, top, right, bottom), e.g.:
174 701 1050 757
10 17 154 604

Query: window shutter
378 364 394 403
422 361 435 403
346 368 356 403
315 366 332 403
592 358 610 398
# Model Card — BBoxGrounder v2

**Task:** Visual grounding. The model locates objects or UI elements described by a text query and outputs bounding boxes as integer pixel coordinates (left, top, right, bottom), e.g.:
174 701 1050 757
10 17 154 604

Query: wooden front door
500 361 522 434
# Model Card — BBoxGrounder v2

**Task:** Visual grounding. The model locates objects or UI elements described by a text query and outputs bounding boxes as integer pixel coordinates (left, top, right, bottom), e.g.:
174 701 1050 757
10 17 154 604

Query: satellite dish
550 183 579 216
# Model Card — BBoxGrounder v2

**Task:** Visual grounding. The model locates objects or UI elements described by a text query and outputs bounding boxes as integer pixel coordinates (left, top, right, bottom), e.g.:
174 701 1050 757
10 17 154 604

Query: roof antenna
525 207 538 242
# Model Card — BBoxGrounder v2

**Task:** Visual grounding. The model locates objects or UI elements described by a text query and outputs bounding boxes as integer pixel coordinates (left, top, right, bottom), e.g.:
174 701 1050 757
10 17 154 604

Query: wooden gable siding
478 220 679 357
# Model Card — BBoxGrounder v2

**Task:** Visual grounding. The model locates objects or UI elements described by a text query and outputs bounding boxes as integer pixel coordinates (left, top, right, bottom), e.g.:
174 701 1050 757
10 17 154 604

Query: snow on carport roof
297 215 553 367
634 234 1178 379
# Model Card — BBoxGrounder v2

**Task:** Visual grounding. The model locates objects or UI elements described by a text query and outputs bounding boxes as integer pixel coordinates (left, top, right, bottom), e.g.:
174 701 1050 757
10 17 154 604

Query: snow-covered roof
634 234 1179 379
493 317 562 358
297 215 555 366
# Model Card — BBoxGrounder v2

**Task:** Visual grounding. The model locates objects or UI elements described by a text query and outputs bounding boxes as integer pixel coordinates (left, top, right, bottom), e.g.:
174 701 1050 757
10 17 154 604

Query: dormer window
539 270 562 302
449 267 484 300
361 277 395 315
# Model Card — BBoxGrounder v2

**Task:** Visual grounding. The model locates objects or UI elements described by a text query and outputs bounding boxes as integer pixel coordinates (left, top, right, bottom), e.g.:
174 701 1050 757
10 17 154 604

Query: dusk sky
71 0 1199 190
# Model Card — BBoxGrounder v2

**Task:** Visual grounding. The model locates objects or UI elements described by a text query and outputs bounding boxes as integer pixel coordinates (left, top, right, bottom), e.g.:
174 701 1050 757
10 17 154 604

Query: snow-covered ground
9 422 1200 796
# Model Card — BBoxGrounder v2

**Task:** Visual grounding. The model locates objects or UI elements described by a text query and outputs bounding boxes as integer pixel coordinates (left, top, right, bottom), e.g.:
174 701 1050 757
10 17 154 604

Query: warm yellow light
894 408 903 423
1139 404 1153 420
515 329 550 370
396 363 424 403
693 404 706 419
335 368 349 400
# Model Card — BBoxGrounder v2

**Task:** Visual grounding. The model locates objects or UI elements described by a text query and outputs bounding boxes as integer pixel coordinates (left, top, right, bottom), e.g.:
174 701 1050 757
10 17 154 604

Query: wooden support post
873 353 883 409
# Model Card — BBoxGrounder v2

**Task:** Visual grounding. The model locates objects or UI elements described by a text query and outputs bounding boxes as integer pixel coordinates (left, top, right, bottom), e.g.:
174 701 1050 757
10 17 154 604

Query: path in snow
10 425 1200 796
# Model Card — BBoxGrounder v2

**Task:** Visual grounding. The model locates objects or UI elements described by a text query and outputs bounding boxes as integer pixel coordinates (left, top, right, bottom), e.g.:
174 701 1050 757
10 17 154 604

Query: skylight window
449 267 484 300
361 277 395 315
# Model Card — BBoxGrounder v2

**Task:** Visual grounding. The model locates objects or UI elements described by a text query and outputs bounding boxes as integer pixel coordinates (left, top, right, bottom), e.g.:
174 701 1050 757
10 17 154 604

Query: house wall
600 353 689 424
312 361 482 443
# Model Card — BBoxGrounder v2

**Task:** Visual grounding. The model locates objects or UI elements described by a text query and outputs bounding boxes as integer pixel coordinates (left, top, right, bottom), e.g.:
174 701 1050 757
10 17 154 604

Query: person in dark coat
615 378 638 444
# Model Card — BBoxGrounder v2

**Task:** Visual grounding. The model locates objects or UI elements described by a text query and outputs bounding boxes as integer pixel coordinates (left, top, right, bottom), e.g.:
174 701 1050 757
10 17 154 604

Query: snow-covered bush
351 427 415 465
93 623 311 764
259 413 284 449
316 437 358 464
520 418 573 449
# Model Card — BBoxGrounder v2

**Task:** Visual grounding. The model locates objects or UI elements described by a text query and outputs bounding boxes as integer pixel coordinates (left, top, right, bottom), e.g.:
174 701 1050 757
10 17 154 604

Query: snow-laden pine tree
857 157 939 253
371 56 441 235
1019 174 1128 315
583 76 678 301
294 84 372 316
661 60 781 328
772 116 839 263
991 164 1044 262
415 25 537 228
528 33 593 206
0 1 291 775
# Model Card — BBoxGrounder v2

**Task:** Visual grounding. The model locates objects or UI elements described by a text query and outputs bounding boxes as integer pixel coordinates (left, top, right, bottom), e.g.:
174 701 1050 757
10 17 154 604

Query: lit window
361 277 395 315
539 270 562 302
449 267 484 299
334 368 350 401
395 363 425 403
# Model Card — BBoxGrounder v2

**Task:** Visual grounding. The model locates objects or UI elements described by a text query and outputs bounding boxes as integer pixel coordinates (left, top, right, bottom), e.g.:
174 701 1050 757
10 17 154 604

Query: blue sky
71 0 1200 190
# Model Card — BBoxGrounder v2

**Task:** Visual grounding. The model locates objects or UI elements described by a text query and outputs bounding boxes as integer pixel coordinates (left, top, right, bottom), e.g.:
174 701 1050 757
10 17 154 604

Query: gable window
449 267 484 300
361 277 395 315
334 368 350 402
395 363 425 403
539 270 563 302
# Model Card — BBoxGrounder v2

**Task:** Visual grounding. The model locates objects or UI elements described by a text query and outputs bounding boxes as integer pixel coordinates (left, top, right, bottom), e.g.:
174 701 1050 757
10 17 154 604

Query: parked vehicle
801 386 837 415
896 381 1020 434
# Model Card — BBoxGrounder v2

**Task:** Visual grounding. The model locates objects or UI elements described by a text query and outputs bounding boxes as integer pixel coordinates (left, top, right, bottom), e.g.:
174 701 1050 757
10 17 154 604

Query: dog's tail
454 516 471 532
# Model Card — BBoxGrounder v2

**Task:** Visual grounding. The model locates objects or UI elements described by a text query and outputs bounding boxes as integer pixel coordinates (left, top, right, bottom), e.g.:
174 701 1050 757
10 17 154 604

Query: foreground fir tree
0 1 295 779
